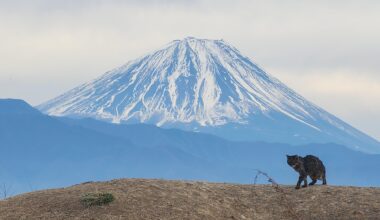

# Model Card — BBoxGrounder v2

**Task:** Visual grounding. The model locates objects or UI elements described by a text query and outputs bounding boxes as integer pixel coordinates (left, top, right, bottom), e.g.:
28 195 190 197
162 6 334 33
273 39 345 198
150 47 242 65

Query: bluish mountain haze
37 37 380 154
0 99 228 194
1 99 379 195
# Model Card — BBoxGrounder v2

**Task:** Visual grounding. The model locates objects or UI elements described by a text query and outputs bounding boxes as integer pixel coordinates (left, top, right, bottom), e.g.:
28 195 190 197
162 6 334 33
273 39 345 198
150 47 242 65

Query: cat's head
287 155 301 167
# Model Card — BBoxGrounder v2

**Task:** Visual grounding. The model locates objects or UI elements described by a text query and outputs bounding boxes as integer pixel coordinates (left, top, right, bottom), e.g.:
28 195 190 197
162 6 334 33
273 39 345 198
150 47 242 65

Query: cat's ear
286 154 289 158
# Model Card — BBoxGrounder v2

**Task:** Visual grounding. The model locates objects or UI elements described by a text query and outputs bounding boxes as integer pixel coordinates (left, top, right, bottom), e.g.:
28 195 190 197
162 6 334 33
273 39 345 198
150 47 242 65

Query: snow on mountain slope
37 37 380 153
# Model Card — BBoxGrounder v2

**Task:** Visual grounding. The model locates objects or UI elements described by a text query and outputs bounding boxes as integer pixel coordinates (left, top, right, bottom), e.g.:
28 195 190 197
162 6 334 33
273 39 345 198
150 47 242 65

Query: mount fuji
38 37 380 154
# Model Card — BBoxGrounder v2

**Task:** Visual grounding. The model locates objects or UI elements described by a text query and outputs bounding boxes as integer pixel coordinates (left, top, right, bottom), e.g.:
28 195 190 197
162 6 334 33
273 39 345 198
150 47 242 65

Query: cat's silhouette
287 154 327 189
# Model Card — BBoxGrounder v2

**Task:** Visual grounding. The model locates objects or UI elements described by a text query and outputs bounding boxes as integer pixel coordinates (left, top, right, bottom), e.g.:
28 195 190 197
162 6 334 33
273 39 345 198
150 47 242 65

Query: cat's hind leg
322 173 327 185
309 176 317 186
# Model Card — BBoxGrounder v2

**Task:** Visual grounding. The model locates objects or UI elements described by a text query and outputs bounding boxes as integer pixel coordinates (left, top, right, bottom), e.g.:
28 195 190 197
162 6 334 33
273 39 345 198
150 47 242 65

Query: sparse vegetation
81 192 114 207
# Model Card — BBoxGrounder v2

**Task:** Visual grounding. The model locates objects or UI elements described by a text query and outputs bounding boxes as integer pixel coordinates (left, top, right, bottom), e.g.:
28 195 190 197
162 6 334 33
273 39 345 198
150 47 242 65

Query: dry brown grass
0 178 379 220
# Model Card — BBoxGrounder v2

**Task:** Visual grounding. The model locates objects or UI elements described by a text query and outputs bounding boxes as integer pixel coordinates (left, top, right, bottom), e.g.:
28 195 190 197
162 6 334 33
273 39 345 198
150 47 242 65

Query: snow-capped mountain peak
38 37 380 153
39 37 315 126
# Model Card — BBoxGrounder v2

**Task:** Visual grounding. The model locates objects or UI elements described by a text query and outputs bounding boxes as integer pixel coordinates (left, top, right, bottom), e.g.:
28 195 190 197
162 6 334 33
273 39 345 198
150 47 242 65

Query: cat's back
303 155 325 172
304 155 321 162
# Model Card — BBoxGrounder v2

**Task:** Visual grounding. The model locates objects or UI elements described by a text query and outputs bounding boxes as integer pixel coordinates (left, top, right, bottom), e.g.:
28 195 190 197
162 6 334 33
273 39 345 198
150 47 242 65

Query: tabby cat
287 154 327 189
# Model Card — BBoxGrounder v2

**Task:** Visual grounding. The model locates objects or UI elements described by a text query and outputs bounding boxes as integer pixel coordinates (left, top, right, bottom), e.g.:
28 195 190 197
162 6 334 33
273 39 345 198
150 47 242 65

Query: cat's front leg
295 176 304 189
302 177 308 188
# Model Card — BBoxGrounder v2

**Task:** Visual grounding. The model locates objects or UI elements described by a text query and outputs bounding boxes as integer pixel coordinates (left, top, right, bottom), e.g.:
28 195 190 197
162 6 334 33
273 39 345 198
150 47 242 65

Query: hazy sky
0 0 379 140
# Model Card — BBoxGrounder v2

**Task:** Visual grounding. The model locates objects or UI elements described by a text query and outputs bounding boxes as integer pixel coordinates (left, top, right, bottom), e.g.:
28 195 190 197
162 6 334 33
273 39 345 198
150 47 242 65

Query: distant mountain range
37 37 380 153
1 99 380 195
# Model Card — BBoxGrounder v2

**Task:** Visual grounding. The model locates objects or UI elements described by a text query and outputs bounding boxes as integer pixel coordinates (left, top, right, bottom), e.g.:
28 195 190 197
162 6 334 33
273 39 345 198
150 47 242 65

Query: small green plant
81 192 115 207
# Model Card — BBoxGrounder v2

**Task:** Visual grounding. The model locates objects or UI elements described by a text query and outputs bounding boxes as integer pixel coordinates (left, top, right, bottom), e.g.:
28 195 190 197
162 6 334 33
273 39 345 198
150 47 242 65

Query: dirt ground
0 178 379 220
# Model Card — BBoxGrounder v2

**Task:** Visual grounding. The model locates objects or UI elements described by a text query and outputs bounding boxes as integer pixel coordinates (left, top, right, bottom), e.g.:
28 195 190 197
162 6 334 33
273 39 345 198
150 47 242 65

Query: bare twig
254 169 301 220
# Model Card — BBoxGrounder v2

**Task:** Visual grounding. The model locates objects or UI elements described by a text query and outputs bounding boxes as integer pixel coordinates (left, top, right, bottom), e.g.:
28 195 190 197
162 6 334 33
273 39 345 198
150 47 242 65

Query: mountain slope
1 179 379 220
37 37 380 153
2 99 380 195
0 99 230 194
56 117 380 187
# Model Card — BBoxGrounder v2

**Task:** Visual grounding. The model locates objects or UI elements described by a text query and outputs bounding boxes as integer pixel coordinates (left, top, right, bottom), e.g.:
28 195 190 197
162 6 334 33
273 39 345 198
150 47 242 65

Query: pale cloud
0 0 379 139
